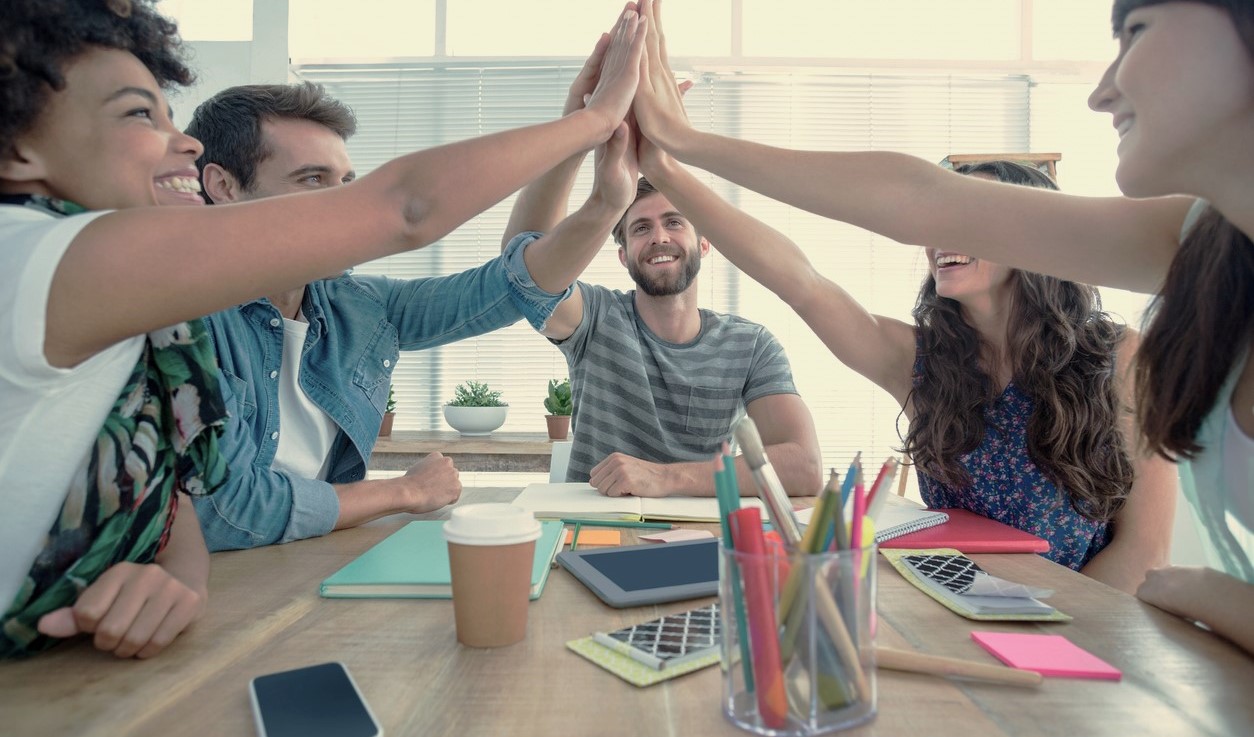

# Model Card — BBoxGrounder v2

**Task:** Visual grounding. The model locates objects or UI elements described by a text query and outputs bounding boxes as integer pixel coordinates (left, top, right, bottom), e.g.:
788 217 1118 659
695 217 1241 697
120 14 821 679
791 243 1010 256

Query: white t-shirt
270 314 337 481
0 205 144 611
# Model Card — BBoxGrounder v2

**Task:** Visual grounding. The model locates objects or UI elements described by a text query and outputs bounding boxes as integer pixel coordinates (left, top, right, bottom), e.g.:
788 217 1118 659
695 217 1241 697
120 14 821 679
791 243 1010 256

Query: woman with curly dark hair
634 0 1251 652
636 148 1176 591
0 0 647 659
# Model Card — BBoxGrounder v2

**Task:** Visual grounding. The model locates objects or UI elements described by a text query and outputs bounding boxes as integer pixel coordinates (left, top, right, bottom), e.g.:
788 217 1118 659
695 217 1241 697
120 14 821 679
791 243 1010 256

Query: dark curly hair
903 160 1133 523
0 0 194 158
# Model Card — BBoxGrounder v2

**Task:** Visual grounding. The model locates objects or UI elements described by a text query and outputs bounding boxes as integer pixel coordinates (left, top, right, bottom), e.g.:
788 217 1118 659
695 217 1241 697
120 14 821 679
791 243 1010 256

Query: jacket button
269 370 278 379
270 431 279 440
383 359 391 368
269 318 281 327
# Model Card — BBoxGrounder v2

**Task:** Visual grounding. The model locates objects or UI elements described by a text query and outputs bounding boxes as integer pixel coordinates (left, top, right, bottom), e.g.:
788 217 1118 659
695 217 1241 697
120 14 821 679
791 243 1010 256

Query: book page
638 495 767 522
512 483 642 520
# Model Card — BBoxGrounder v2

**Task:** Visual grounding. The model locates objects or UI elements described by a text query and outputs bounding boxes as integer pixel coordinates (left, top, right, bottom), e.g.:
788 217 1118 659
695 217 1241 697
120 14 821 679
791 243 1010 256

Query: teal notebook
320 520 564 600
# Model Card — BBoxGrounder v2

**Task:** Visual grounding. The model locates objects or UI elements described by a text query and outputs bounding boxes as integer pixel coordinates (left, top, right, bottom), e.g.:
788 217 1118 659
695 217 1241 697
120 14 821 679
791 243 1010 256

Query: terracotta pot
545 414 570 440
378 412 395 437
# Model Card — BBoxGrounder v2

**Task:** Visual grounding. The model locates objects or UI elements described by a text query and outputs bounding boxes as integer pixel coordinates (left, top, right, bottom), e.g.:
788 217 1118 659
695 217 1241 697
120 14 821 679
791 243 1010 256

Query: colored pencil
558 519 675 529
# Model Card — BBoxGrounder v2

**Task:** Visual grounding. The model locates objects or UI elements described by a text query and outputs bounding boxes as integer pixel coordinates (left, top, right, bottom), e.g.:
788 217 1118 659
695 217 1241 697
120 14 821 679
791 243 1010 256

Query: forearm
644 155 824 308
333 477 409 530
1142 568 1254 655
502 151 591 248
1081 541 1169 594
388 108 613 248
521 192 623 292
667 129 929 245
657 442 822 498
154 496 211 600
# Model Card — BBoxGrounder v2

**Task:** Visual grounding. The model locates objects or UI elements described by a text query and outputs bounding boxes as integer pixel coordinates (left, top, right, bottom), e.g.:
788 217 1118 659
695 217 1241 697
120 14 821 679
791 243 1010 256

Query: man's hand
565 34 610 116
632 0 691 150
396 452 462 514
589 452 674 497
36 561 206 659
591 122 639 213
583 3 648 139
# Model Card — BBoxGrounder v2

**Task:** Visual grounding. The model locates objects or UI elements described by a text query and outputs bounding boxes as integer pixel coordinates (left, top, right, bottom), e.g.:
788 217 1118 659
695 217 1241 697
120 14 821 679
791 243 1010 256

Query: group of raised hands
562 0 700 214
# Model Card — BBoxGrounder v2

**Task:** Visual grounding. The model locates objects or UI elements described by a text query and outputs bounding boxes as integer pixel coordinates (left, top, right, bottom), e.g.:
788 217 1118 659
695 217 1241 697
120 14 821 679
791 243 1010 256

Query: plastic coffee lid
443 504 542 546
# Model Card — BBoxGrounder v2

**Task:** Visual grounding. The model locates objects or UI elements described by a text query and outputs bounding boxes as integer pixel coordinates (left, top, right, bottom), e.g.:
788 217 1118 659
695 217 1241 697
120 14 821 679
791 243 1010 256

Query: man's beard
627 251 702 297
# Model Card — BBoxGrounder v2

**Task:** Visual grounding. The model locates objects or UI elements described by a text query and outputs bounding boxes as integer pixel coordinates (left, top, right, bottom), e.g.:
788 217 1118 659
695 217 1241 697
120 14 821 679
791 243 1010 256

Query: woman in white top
633 0 1253 653
0 0 646 659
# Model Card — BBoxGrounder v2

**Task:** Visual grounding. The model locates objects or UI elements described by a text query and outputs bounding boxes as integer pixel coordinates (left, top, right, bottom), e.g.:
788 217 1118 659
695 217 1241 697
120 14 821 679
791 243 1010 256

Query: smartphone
249 662 382 737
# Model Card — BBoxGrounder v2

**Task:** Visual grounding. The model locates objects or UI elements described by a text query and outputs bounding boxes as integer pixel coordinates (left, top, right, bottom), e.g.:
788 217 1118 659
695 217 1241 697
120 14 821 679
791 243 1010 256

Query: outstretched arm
632 0 1189 295
45 6 647 370
1137 566 1254 655
640 144 916 403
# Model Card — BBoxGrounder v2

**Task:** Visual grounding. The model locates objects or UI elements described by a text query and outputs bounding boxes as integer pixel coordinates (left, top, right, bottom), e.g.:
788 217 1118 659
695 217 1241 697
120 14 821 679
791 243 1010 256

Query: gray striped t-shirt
554 283 798 482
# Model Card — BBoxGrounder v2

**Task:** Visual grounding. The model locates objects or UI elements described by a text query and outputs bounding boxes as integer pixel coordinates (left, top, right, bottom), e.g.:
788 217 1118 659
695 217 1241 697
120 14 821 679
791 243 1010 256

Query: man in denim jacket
184 78 637 550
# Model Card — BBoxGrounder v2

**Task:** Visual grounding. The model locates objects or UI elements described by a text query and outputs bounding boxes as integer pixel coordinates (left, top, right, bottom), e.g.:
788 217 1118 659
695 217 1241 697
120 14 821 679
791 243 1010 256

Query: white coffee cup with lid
443 504 541 647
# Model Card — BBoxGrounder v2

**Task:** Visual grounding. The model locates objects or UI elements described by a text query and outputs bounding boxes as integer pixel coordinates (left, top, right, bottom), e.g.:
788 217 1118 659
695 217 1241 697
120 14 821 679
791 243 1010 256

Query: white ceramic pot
443 405 508 436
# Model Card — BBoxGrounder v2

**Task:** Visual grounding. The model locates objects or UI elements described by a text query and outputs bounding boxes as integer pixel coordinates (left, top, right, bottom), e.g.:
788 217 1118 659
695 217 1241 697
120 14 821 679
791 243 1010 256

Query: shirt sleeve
501 230 575 331
191 373 339 551
742 326 799 404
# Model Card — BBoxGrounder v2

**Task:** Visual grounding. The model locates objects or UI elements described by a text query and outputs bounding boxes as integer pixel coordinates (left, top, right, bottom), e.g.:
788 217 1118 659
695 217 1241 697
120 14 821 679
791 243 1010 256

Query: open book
320 520 565 599
512 482 764 523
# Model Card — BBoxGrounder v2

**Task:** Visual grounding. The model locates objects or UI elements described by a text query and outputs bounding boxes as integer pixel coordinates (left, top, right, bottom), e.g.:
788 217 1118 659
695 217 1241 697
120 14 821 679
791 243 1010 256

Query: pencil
569 523 581 551
558 519 675 529
875 646 1043 687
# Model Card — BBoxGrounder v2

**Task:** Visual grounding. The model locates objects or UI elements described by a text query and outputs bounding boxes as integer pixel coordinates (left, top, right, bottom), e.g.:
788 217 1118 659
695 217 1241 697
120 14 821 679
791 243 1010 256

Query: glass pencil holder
719 544 877 736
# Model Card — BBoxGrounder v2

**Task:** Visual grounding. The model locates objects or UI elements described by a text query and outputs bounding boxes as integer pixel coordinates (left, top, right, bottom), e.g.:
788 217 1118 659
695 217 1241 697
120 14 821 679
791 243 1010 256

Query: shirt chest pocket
223 371 256 423
682 384 743 439
352 320 401 411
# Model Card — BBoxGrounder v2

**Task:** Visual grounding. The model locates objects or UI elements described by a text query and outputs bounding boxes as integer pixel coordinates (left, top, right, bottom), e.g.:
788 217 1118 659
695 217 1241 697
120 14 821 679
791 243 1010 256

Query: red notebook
877 508 1050 553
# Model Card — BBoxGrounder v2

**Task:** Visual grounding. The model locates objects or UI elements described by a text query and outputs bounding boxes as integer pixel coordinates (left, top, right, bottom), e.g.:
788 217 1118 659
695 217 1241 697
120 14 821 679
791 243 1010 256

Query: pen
569 522 581 551
732 415 802 549
558 519 675 530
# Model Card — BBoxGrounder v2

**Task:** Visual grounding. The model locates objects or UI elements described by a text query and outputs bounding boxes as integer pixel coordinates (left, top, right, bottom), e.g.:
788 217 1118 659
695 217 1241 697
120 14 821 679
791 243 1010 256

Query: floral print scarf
0 195 229 657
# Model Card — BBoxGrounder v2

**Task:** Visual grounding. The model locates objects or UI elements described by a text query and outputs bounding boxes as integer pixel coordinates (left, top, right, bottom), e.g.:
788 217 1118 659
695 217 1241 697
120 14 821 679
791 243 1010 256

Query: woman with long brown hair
636 148 1176 591
633 0 1253 652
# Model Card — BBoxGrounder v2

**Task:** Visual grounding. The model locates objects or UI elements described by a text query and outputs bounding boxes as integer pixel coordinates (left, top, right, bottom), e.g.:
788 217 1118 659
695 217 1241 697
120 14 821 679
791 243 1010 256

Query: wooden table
3 488 1251 737
369 431 557 473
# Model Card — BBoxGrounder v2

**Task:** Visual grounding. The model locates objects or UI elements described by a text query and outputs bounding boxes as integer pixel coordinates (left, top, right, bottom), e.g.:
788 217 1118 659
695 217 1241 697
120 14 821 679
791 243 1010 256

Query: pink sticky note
971 632 1121 680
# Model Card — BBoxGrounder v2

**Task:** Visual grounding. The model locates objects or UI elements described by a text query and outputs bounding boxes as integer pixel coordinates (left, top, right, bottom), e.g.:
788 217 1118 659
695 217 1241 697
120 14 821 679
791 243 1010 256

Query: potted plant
443 380 509 436
543 378 572 440
378 385 397 437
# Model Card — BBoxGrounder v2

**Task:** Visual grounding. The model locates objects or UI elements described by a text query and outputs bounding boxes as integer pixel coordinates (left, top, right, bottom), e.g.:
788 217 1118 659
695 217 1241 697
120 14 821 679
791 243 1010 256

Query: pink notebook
878 508 1050 554
971 632 1122 680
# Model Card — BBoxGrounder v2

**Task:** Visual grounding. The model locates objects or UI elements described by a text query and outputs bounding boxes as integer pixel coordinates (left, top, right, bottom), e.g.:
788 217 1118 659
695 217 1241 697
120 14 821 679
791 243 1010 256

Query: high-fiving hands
581 4 649 141
631 0 692 152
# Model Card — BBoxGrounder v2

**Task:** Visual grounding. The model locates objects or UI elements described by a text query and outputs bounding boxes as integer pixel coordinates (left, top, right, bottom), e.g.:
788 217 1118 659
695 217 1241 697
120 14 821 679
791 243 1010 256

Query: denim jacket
192 235 567 550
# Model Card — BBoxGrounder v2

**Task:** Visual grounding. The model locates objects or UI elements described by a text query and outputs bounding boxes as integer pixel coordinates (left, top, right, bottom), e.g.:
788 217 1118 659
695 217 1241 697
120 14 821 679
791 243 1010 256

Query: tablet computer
556 538 720 608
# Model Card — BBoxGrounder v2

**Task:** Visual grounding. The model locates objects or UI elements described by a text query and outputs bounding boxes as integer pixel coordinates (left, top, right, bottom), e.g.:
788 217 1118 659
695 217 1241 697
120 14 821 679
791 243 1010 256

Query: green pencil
558 518 675 529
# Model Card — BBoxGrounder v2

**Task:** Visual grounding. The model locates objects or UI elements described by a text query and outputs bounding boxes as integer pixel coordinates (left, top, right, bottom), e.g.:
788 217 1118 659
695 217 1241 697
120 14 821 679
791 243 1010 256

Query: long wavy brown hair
903 161 1133 522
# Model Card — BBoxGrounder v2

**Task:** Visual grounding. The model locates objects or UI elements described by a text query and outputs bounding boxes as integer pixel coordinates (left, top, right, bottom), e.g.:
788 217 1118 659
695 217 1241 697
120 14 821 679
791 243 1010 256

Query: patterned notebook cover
882 548 1071 622
568 605 722 687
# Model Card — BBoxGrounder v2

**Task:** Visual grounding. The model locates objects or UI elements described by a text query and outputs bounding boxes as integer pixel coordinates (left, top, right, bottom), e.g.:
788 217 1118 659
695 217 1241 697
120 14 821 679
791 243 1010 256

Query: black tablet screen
582 539 719 591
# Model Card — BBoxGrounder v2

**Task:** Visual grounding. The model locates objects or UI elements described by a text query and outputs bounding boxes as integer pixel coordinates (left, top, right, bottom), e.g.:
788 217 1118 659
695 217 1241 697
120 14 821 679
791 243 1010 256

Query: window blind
295 61 1030 479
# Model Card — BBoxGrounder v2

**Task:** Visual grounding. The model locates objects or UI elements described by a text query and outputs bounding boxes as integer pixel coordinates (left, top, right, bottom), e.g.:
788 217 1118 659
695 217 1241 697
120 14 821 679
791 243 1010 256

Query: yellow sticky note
565 529 622 547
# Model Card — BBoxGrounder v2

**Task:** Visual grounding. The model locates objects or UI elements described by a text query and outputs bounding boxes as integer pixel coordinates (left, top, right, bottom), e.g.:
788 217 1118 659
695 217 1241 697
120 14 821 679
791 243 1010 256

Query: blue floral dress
913 355 1112 571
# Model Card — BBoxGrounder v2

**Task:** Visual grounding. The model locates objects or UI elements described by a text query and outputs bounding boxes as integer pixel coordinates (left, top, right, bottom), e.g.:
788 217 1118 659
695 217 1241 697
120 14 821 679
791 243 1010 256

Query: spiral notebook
873 494 949 543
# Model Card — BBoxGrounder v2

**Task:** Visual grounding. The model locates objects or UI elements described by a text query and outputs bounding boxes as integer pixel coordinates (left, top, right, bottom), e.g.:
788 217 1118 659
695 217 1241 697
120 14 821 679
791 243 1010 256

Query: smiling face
1 47 204 210
923 247 1014 303
1088 3 1254 198
617 191 709 297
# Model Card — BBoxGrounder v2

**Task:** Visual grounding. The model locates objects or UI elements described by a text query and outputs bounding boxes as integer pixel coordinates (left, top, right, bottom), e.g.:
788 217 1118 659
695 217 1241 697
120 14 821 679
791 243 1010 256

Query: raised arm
640 145 917 403
45 7 647 369
632 0 1190 295
501 33 640 339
